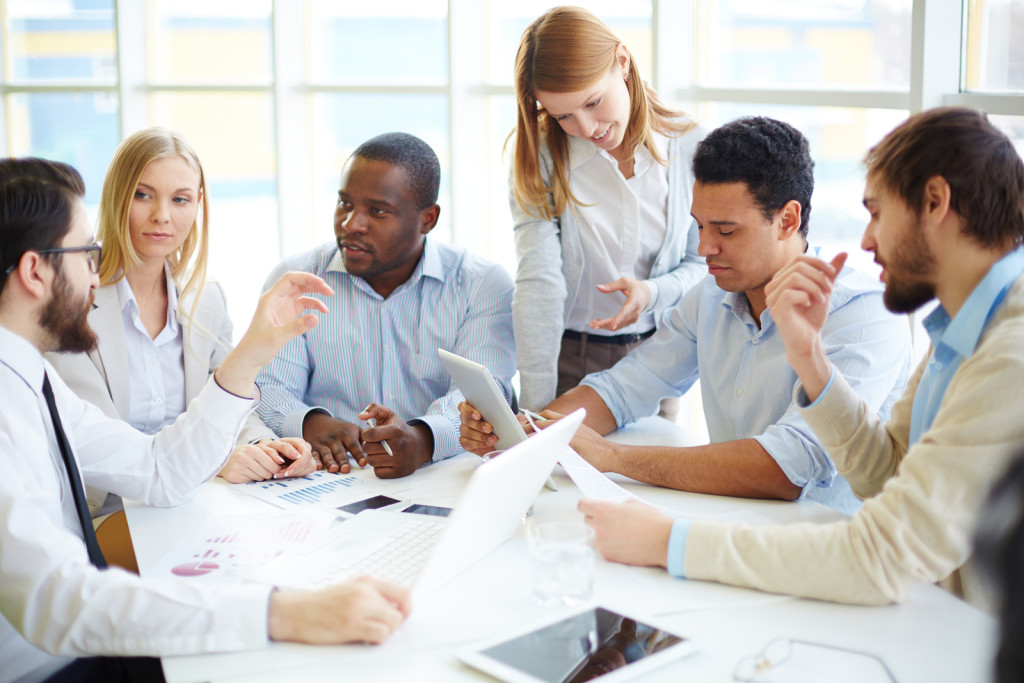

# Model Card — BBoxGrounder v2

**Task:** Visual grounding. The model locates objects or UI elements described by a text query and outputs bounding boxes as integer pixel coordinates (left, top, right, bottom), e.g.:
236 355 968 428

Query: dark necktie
41 372 107 568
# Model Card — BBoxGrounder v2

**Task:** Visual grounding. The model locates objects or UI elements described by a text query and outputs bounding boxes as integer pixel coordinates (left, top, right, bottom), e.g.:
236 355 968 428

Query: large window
2 0 1022 430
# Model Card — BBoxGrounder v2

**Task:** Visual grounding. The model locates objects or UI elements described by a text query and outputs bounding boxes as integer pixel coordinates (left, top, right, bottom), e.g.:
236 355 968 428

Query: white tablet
439 348 528 452
457 606 696 683
439 348 559 491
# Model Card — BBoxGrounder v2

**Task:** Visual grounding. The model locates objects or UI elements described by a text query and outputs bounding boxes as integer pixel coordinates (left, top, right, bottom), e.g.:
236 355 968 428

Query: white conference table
124 417 997 683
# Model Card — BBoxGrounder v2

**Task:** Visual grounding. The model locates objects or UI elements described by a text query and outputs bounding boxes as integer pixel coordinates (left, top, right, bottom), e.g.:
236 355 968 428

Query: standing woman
48 127 314 521
511 6 705 412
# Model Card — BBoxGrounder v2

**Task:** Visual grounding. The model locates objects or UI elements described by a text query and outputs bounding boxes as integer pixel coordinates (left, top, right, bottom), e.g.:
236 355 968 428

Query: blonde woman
48 127 315 520
509 6 705 413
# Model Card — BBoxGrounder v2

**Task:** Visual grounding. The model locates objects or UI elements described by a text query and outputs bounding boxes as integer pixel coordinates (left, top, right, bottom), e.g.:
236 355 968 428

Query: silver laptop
287 408 586 602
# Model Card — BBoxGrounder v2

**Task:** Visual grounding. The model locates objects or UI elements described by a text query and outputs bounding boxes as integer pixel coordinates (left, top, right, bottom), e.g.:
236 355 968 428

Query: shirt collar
571 131 665 175
327 236 443 286
924 244 1024 358
0 324 45 395
115 263 180 334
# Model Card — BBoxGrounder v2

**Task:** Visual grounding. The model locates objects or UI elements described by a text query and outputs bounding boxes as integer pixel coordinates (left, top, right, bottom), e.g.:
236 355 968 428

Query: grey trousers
556 332 680 422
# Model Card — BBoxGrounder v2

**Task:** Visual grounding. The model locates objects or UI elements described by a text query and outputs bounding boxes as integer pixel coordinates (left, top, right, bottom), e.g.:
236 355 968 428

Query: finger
266 439 303 462
274 271 334 297
606 308 632 332
255 442 286 465
459 406 492 434
828 252 848 281
342 431 368 464
319 447 342 474
310 450 325 471
363 577 413 617
595 279 626 293
460 437 494 457
364 451 395 470
232 448 281 480
588 316 616 331
768 264 834 306
279 450 315 477
359 403 397 425
458 400 482 423
460 423 496 449
578 498 602 518
294 295 330 315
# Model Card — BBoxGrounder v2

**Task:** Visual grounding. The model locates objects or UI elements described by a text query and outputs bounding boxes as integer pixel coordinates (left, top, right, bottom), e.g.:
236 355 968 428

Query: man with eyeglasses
580 107 1024 610
0 159 410 683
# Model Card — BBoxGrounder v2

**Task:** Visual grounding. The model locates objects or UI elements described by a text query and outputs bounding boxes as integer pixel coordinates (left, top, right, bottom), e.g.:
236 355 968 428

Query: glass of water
528 521 596 606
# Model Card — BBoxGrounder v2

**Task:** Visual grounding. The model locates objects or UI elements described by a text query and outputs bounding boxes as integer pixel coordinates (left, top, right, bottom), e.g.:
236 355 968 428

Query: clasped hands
303 404 433 479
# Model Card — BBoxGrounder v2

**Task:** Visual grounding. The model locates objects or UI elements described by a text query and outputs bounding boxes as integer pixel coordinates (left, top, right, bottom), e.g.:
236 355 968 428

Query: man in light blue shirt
258 133 515 479
462 117 910 514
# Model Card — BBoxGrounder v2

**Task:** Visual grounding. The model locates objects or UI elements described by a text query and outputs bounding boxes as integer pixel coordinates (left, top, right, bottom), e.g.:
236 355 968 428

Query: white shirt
0 325 270 683
117 268 186 434
564 134 669 335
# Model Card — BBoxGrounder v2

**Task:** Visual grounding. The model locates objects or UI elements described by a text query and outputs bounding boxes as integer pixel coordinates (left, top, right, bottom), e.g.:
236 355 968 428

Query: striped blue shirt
255 237 515 461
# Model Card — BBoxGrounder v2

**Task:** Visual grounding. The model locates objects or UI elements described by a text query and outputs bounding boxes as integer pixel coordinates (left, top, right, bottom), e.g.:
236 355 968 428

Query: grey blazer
46 280 275 514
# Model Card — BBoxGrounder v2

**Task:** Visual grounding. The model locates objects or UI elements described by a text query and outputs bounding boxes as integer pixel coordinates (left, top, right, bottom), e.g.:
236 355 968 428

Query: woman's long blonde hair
97 126 210 328
511 6 695 220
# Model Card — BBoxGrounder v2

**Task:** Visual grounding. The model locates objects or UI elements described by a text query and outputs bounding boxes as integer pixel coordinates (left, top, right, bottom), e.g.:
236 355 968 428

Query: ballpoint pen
519 408 546 431
365 416 394 456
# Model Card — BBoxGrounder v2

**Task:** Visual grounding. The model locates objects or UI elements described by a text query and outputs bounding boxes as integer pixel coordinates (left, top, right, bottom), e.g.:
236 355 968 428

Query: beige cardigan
683 273 1024 609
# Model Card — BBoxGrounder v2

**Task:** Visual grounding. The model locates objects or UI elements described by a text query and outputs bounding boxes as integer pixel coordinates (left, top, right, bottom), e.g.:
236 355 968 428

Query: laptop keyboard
316 517 445 587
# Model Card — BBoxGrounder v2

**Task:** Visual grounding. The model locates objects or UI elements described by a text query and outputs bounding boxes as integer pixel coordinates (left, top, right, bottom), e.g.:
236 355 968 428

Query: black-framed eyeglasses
5 242 102 276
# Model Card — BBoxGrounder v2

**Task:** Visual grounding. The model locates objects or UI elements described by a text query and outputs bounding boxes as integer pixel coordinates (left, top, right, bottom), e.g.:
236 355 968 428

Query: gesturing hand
216 272 333 397
589 277 651 332
764 252 847 401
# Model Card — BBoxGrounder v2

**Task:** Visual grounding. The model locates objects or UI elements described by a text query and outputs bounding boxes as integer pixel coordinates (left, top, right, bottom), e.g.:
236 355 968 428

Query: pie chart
171 561 220 577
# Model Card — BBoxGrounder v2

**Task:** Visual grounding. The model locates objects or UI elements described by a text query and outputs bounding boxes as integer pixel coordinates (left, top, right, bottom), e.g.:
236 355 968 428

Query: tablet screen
478 607 686 682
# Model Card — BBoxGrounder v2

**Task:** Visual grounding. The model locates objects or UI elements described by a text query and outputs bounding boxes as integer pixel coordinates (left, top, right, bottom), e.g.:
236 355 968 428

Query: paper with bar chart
149 511 336 581
234 468 401 510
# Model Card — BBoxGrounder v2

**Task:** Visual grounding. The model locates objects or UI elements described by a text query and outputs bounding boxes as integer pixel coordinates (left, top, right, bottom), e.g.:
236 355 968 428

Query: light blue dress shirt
911 245 1024 444
255 237 516 462
584 258 911 517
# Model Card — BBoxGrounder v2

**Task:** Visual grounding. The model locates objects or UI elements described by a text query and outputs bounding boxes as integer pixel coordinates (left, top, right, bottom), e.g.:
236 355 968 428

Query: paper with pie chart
149 511 336 581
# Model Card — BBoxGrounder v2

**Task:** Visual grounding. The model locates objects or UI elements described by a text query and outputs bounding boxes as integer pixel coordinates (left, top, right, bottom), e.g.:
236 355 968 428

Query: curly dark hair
692 116 814 239
351 132 440 210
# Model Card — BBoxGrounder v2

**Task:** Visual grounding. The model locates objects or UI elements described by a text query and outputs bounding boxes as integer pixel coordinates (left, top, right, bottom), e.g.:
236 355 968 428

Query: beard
40 267 97 354
879 227 937 314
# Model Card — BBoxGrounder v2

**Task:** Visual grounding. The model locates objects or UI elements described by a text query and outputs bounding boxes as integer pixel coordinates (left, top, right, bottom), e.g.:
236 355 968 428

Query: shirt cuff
284 406 331 439
666 518 691 578
644 279 661 312
796 367 837 409
409 414 458 462
204 377 259 417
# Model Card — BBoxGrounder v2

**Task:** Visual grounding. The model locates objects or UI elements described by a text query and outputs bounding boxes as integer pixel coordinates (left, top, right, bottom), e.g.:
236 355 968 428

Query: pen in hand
519 408 544 433
365 417 394 457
